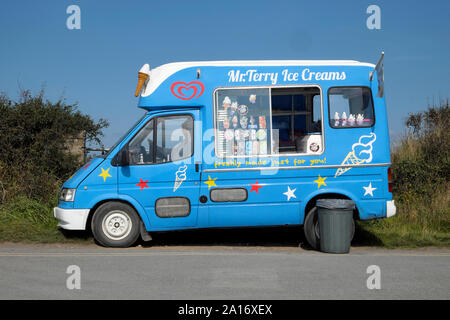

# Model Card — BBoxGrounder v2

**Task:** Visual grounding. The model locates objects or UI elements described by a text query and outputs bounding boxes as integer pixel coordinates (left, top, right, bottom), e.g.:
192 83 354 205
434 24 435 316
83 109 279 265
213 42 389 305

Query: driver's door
118 110 201 229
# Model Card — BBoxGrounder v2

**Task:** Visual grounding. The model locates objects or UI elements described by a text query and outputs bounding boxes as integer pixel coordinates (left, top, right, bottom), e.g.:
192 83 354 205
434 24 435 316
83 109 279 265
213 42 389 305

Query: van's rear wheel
91 202 141 248
303 206 355 250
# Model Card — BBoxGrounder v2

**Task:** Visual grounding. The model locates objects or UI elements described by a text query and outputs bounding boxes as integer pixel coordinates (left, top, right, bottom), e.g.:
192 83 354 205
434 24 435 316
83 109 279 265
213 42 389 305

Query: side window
128 119 154 165
128 115 193 165
156 115 193 163
328 87 375 128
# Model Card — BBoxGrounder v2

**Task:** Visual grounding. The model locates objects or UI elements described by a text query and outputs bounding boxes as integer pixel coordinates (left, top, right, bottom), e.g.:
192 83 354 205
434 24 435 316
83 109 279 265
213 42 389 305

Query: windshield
102 112 148 158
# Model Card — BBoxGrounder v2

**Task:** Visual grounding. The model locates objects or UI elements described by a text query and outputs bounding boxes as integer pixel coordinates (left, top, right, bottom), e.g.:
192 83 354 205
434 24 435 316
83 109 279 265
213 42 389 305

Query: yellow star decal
204 175 217 189
314 175 327 189
99 167 112 182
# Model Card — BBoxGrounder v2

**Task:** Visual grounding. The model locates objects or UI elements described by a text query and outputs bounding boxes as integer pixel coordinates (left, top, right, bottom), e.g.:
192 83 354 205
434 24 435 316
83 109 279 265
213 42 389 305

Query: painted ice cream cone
335 133 377 178
334 151 366 177
173 176 184 192
173 165 187 192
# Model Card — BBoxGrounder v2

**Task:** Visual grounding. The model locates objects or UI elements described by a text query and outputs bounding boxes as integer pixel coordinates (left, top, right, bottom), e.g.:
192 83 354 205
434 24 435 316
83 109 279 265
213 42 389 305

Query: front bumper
386 200 397 218
54 207 90 230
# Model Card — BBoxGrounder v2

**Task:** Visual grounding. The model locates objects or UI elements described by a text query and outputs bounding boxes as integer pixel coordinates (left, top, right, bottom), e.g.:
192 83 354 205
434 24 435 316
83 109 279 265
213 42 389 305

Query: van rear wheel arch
303 193 360 223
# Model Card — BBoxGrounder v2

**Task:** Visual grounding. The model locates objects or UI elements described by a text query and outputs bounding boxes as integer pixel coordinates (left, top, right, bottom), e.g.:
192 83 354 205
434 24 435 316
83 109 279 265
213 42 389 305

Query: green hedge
0 90 108 204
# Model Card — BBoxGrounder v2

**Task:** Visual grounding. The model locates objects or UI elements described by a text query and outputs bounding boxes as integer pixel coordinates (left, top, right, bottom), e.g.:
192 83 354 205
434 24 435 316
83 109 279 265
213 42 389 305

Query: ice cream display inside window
222 96 231 109
348 114 355 126
356 114 364 126
333 111 371 127
215 88 271 157
328 87 375 128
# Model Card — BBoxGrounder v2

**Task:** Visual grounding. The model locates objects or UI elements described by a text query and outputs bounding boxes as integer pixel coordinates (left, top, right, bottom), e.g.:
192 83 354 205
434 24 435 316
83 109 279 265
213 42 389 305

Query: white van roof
141 60 376 97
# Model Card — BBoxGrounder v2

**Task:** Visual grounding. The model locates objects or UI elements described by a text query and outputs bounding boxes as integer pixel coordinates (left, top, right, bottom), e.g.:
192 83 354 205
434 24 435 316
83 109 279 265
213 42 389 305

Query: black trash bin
316 199 355 254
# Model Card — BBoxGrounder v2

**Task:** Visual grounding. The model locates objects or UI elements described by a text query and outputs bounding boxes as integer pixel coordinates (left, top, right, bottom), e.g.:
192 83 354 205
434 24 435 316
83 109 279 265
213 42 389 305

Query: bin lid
316 199 355 210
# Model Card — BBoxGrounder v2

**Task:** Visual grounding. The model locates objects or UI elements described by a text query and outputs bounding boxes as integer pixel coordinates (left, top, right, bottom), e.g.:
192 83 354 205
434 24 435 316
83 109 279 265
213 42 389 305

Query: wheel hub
102 211 132 241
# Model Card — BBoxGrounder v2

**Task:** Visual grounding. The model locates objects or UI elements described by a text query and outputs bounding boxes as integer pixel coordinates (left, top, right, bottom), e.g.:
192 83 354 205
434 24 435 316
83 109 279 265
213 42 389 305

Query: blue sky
1 0 449 147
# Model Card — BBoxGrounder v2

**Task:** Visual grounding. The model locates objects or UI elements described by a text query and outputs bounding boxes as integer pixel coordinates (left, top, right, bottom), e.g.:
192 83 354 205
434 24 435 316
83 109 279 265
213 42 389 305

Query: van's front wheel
91 202 141 247
303 206 355 250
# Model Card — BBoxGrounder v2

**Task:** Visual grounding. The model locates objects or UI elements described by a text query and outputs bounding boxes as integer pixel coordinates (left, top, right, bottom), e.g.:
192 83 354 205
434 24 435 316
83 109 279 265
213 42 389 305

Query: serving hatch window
214 86 323 158
271 87 322 154
328 87 375 128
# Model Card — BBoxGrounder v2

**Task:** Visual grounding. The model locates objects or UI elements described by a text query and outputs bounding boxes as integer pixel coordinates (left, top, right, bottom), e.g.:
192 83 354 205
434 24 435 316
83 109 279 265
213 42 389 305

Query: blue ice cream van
54 55 396 248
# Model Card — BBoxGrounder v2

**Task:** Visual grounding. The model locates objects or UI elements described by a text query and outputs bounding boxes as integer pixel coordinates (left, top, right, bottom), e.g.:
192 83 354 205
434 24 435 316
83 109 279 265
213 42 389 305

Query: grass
0 195 92 244
356 181 450 248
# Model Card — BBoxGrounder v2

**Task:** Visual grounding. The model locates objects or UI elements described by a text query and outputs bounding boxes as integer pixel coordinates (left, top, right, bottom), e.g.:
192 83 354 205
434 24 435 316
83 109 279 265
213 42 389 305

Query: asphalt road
0 242 449 300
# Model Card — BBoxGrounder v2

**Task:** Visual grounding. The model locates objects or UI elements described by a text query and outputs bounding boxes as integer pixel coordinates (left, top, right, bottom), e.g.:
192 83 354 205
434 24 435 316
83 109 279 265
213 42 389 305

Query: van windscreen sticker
335 133 377 177
170 81 204 100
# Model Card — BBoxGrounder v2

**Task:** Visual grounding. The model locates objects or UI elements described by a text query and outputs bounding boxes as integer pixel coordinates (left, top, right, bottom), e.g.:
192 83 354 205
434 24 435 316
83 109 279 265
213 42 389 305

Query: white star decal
283 186 297 201
363 183 377 197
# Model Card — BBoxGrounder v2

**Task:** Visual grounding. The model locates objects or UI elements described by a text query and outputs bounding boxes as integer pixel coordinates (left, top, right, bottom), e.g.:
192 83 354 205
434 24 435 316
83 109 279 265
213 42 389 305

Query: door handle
195 162 201 172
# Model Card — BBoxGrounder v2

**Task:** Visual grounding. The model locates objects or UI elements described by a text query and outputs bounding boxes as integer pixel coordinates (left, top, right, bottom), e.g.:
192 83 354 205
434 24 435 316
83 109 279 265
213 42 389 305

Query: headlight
59 188 76 202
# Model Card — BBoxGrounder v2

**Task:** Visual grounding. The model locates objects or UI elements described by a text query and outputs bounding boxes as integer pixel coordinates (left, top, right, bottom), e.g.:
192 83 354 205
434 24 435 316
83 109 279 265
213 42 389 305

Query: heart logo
171 81 204 100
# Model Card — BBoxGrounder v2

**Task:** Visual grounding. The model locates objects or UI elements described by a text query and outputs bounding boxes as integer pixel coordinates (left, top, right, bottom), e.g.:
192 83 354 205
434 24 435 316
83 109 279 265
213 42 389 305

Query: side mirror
119 147 130 166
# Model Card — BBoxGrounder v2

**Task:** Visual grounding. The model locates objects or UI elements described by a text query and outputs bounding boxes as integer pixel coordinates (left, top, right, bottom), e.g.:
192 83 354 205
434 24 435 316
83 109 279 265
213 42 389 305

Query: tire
303 206 355 250
91 202 141 248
